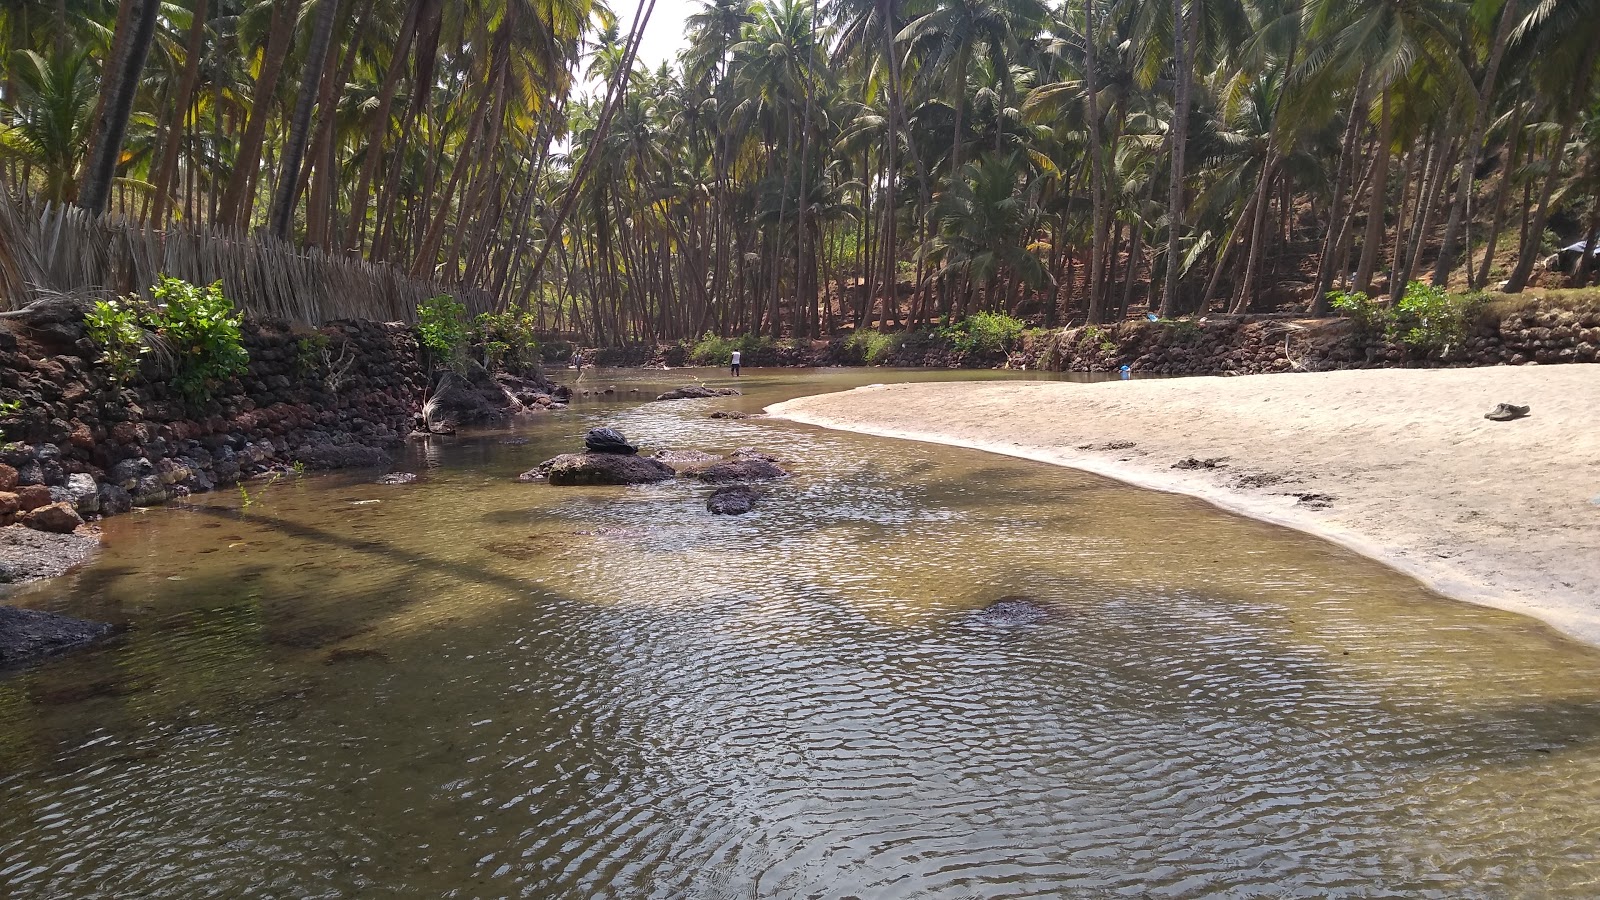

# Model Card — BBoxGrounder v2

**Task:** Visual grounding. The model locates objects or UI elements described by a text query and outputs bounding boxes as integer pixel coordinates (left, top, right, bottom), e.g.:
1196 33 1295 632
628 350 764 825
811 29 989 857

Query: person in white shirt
730 349 742 377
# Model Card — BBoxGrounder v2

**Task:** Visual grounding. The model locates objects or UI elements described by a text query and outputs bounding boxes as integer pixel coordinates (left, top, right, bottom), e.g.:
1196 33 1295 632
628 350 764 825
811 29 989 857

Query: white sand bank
768 368 1600 645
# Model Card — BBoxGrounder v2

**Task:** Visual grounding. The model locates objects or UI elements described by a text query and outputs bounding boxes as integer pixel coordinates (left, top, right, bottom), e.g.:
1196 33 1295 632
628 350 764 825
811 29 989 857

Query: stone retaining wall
1013 299 1600 375
0 300 428 528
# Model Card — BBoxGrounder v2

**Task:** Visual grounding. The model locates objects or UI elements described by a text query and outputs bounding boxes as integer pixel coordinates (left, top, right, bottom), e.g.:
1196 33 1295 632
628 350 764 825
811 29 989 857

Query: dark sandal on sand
1484 403 1530 422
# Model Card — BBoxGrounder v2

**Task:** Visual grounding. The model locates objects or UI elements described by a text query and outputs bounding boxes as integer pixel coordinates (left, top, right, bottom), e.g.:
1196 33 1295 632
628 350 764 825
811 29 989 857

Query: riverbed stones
708 410 750 419
707 485 762 515
538 453 676 486
584 427 638 455
655 386 742 401
0 524 99 584
377 473 418 485
0 605 114 667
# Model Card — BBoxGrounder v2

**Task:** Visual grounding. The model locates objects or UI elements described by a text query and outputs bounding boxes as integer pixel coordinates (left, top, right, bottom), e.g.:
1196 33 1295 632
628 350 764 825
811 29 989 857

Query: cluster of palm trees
2 0 1598 346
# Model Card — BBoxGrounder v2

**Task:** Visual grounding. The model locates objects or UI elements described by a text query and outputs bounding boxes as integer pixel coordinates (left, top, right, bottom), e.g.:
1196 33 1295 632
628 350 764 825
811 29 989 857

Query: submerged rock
707 485 762 515
584 427 638 455
709 410 751 420
692 456 789 484
652 449 723 475
960 596 1053 628
534 453 676 486
0 606 114 668
377 473 418 485
0 525 99 585
655 386 742 401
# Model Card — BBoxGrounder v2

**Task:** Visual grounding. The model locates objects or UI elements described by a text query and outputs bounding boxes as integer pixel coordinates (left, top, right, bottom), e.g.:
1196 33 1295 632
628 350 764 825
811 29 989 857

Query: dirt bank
768 367 1600 646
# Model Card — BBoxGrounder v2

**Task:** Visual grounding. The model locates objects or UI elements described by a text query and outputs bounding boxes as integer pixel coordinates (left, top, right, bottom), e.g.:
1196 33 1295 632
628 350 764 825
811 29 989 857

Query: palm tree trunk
270 0 342 241
1432 0 1519 285
79 0 161 215
343 0 424 252
219 0 305 231
151 0 210 225
1353 88 1391 293
1160 0 1190 316
1505 46 1598 291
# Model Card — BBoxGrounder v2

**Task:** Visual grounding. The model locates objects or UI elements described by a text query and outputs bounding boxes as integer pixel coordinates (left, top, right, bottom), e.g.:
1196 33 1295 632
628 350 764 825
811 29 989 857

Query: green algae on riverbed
4 368 1600 898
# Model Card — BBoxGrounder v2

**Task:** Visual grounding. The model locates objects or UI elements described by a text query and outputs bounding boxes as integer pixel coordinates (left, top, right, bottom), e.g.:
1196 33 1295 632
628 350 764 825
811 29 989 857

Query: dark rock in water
960 597 1053 628
707 485 762 515
653 449 723 475
293 444 391 470
1484 403 1530 422
541 453 676 486
0 605 114 668
656 385 742 401
709 410 751 420
377 473 417 485
693 456 789 484
584 427 638 455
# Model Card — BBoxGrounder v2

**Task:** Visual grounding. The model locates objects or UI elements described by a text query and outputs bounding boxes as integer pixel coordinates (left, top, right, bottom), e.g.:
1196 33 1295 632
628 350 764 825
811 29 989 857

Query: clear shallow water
4 367 1600 898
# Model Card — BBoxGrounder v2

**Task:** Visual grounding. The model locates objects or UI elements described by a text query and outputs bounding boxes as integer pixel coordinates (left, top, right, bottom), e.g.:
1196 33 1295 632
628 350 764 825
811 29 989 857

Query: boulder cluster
518 428 788 514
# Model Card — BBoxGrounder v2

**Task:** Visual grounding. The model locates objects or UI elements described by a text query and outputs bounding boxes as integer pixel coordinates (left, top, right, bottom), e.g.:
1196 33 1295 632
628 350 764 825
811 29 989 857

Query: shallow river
4 368 1600 898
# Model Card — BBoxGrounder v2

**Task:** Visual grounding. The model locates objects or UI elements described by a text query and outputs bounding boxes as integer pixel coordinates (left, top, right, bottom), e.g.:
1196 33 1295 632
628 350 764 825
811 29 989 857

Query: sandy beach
768 367 1600 645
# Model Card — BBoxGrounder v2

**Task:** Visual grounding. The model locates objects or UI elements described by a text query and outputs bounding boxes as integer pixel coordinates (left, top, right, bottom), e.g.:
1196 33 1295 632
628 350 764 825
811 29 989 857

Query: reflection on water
4 367 1600 898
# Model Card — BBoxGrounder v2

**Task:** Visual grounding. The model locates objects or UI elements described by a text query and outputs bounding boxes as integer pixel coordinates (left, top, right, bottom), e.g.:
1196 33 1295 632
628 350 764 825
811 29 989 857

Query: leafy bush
85 297 150 383
1395 283 1483 354
294 331 331 376
940 312 1028 356
474 308 540 372
688 333 775 366
85 279 249 401
418 294 470 373
150 277 250 402
1328 290 1389 334
843 329 898 364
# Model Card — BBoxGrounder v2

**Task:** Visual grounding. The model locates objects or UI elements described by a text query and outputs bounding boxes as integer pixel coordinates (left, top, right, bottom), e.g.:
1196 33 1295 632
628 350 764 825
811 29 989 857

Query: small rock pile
518 430 789 514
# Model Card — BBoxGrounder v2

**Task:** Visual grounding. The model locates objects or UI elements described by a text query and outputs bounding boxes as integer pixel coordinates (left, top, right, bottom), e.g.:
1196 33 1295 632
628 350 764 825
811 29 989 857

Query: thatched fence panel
0 186 493 324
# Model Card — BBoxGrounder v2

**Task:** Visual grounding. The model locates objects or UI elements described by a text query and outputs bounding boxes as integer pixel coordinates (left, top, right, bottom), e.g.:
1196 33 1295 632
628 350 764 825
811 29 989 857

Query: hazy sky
633 0 699 69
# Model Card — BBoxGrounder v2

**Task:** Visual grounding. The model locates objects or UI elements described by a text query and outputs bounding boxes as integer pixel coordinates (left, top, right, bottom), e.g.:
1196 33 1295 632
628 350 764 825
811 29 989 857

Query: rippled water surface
5 367 1600 898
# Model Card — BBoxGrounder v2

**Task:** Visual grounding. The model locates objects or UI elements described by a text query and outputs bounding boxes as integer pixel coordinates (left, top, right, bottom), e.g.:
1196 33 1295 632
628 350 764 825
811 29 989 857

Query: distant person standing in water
572 349 583 370
730 349 742 377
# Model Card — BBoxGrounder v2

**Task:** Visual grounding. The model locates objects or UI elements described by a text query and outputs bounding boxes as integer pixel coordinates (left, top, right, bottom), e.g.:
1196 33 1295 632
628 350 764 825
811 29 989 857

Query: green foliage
150 277 249 403
85 297 149 383
1078 325 1118 354
294 332 331 376
939 312 1028 356
0 397 20 439
474 308 540 371
843 329 898 364
688 332 775 366
1332 284 1485 355
1329 290 1387 333
1395 283 1484 354
84 279 249 400
418 295 470 373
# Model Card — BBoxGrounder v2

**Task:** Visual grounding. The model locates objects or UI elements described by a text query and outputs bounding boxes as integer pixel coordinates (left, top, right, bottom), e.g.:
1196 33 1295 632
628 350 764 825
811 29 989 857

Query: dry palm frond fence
0 190 492 325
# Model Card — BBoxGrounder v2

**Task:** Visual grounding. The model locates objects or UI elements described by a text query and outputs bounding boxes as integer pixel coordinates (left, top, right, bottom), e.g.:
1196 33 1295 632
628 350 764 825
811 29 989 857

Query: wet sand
769 367 1600 645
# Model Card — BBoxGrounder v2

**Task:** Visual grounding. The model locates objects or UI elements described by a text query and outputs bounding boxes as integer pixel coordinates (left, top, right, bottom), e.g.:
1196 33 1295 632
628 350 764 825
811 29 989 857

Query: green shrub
475 308 540 371
1328 289 1390 334
844 329 897 364
940 312 1028 356
294 332 331 376
418 294 470 373
85 297 150 383
1395 282 1483 354
690 332 737 366
150 277 250 402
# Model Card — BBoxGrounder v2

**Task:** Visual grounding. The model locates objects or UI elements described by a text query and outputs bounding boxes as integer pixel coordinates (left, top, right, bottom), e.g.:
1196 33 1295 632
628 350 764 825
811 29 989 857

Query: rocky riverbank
571 296 1600 374
769 367 1600 647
